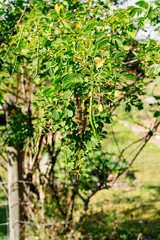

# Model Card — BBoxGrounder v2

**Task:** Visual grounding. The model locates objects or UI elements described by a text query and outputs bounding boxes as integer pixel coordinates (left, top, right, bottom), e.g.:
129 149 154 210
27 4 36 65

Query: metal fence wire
0 125 160 240
0 147 160 240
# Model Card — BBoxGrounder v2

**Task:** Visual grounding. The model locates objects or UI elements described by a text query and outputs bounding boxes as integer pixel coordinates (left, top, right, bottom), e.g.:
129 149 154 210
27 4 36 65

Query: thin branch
0 162 7 172
111 120 160 186
31 131 44 170
119 135 146 159
111 126 124 161
0 153 8 163
17 6 27 27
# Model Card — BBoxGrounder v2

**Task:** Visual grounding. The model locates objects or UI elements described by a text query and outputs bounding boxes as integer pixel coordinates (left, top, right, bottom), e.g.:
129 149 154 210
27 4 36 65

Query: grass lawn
0 105 160 239
0 191 8 240
77 120 160 239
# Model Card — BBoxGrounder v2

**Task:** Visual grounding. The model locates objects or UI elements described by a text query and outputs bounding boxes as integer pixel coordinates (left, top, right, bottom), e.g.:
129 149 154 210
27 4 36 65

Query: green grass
0 172 8 240
0 197 8 240
76 120 160 239
0 104 160 239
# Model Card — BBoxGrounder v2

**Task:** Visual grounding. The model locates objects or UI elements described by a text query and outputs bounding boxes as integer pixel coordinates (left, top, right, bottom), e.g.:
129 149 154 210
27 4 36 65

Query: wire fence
1 164 160 240
0 128 160 239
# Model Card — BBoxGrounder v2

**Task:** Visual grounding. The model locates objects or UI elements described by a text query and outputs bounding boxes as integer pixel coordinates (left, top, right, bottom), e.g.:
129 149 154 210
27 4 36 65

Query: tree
0 0 160 239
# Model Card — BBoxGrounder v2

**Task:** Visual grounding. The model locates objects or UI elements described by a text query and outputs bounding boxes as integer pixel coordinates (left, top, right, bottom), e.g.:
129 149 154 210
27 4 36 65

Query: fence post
8 146 20 240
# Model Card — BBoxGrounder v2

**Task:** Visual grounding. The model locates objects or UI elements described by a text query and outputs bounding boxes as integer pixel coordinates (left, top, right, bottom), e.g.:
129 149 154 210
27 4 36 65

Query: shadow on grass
78 211 160 240
147 185 160 195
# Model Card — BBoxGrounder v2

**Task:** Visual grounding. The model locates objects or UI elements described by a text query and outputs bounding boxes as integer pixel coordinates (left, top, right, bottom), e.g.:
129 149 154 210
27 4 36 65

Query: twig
0 152 8 163
111 120 160 186
17 6 27 28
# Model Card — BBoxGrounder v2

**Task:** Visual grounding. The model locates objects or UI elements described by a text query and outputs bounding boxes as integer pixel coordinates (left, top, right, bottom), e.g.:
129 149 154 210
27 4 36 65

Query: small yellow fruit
94 57 105 69
99 104 104 113
114 90 120 98
75 22 81 29
73 0 76 4
88 91 91 97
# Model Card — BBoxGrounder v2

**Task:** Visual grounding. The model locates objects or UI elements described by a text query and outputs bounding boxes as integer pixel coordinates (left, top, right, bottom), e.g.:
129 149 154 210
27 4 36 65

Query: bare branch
111 120 160 186
0 152 8 163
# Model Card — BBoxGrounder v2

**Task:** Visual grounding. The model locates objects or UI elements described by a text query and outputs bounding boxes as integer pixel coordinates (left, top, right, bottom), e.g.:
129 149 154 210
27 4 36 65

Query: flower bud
99 104 104 113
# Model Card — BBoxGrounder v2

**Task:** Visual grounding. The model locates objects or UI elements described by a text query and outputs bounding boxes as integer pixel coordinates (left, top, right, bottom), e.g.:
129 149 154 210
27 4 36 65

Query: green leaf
114 37 124 50
98 39 109 49
154 65 160 75
115 51 126 58
96 36 109 49
154 111 160 117
147 64 160 77
53 110 60 120
125 103 131 112
63 74 83 89
96 33 107 42
65 12 74 20
124 74 135 80
128 30 137 38
154 1 160 6
84 19 96 31
43 87 52 95
128 6 143 17
64 108 73 118
135 1 149 9
86 136 98 149
153 77 160 86
55 83 61 91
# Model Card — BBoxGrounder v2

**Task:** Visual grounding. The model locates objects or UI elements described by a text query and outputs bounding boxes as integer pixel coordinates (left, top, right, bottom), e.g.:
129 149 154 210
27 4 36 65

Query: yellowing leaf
75 56 81 62
54 27 61 34
55 4 60 14
55 4 63 14
83 38 90 45
98 104 104 113
94 57 101 63
94 57 105 69
11 109 15 114
58 17 62 22
114 90 120 98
